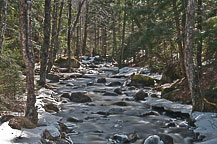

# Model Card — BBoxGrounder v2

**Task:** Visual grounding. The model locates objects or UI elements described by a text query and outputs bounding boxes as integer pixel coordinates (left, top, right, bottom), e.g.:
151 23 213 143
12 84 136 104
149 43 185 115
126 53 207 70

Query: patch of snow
145 97 192 114
192 112 217 143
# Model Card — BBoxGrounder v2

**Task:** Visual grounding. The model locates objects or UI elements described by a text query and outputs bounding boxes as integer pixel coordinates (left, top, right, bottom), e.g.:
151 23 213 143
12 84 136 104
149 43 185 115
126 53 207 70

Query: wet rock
0 115 14 123
151 94 158 98
67 117 83 123
96 111 110 116
109 134 130 144
131 75 155 87
112 101 129 106
54 57 80 68
114 88 122 94
59 122 75 133
70 92 92 103
162 122 176 128
107 81 122 86
158 134 174 144
128 86 136 90
144 135 164 144
9 116 36 130
134 90 148 101
42 129 59 141
97 77 106 83
61 93 70 99
103 92 118 96
46 74 60 83
140 111 159 117
44 103 60 113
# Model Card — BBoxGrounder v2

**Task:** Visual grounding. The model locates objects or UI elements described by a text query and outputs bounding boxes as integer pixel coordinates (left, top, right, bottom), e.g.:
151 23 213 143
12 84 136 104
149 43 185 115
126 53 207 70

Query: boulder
131 75 154 87
44 103 60 113
161 89 180 101
134 90 148 101
112 101 129 106
144 135 164 144
114 88 122 95
69 92 92 103
46 74 60 83
9 116 36 130
61 93 70 99
67 117 83 123
54 57 80 68
97 77 106 83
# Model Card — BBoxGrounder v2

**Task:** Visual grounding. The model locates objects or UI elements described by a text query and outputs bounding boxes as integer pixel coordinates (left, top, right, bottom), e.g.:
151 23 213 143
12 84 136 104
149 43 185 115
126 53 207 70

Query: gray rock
69 92 92 103
67 117 83 123
103 92 118 96
97 77 106 83
144 135 164 144
134 90 148 101
114 88 122 94
47 74 60 83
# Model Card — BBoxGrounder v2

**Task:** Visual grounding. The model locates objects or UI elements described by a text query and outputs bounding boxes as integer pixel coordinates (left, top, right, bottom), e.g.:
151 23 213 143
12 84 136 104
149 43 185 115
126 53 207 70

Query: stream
47 61 196 144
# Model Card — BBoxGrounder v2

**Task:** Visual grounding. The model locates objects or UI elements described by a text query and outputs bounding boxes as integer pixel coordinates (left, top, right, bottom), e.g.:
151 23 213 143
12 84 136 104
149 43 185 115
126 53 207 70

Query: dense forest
0 0 217 143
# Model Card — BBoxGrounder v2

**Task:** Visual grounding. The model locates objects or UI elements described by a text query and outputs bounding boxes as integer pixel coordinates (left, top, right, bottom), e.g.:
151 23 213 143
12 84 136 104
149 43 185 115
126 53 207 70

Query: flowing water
49 64 196 144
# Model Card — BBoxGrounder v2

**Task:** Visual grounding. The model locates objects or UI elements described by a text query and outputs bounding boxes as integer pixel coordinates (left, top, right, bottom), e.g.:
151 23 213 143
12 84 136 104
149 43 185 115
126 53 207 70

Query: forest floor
0 56 217 144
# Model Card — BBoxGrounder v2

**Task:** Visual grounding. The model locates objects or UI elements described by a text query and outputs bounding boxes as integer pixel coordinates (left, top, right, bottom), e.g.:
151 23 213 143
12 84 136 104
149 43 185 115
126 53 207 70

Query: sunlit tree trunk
19 0 38 124
40 0 51 86
184 0 203 111
0 0 7 53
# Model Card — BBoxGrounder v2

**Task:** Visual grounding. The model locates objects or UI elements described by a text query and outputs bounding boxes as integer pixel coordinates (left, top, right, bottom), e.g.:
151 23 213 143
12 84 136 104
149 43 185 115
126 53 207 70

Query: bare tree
0 0 8 53
19 0 38 124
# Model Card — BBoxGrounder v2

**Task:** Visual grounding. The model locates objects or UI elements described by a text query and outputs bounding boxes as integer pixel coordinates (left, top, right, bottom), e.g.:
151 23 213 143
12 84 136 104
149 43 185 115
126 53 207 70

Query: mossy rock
131 75 154 87
44 103 60 113
9 116 36 130
54 57 80 68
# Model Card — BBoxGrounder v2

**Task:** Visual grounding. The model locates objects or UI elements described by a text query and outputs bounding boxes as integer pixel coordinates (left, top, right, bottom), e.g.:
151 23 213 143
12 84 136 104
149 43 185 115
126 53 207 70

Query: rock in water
54 57 80 68
46 74 60 82
69 92 92 103
134 90 148 101
107 81 122 86
44 103 60 113
144 135 164 144
114 88 122 94
97 77 106 83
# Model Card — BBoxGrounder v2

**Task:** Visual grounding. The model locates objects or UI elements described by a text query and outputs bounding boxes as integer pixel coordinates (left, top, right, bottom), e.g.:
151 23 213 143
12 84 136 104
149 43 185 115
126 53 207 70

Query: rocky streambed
44 62 197 144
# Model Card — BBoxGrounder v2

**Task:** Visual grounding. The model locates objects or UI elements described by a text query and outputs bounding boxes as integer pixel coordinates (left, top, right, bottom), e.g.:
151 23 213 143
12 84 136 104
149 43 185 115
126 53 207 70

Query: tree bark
19 0 38 124
82 0 88 56
102 27 107 57
197 0 203 78
184 0 203 112
67 0 72 71
119 0 127 68
47 0 58 73
112 12 117 58
0 0 7 53
39 0 51 86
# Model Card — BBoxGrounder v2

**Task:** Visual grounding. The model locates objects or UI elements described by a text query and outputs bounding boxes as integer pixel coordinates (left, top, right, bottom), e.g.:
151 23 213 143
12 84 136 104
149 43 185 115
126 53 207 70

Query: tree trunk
173 0 185 76
39 0 51 86
47 0 58 73
112 13 117 59
0 0 7 53
67 0 72 71
119 0 127 68
82 0 88 56
102 27 107 57
184 0 203 112
197 0 203 78
19 0 38 124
